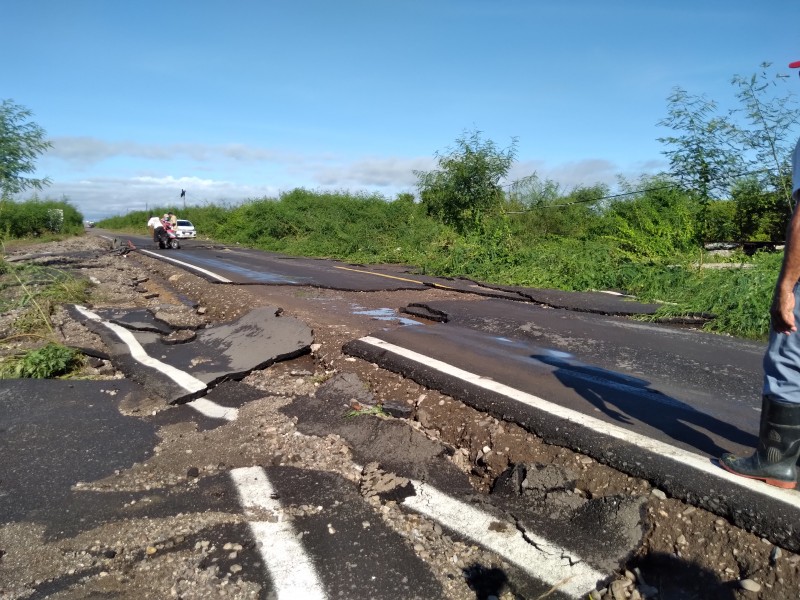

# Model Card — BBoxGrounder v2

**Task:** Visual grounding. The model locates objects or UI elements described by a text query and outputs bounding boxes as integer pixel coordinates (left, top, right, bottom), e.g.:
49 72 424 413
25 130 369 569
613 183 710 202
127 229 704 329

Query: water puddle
351 306 420 326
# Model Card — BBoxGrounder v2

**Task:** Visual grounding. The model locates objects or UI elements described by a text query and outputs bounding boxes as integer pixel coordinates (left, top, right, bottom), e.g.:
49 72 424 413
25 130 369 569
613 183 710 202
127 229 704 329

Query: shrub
0 343 80 379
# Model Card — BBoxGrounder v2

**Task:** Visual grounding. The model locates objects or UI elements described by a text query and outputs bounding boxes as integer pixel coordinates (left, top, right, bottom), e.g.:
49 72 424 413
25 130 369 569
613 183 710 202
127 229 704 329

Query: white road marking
139 249 233 283
358 336 800 508
230 467 327 599
186 398 238 421
404 480 604 597
73 305 206 394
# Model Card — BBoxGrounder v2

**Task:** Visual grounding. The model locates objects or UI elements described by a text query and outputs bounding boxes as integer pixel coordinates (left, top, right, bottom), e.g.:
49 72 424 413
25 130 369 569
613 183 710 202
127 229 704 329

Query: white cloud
34 137 665 220
36 175 281 220
308 156 435 188
508 158 664 191
47 137 299 166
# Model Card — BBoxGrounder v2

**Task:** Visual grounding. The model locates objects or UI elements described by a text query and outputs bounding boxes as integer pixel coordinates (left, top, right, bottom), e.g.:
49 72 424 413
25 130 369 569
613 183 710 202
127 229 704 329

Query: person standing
719 59 800 489
168 212 177 228
146 214 161 241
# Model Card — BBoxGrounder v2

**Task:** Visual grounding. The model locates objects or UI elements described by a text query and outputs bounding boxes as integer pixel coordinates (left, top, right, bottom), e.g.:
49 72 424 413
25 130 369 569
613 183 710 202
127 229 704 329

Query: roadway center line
358 336 800 509
139 249 233 283
404 479 604 598
74 305 206 394
230 466 327 599
334 265 454 289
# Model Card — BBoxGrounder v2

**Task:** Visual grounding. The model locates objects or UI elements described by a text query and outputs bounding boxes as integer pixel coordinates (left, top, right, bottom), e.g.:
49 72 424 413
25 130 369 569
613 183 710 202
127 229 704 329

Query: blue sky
4 0 799 220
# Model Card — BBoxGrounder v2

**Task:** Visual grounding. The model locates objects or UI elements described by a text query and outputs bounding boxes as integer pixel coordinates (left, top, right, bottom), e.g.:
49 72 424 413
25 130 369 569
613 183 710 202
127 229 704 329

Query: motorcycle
155 225 181 249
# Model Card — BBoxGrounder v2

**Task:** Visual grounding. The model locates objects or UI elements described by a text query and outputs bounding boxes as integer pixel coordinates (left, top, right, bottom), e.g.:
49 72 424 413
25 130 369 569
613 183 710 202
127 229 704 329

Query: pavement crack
508 512 549 555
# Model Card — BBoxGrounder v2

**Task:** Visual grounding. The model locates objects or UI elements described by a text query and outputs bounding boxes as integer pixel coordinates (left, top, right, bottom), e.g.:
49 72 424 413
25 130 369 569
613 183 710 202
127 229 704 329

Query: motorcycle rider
153 213 171 246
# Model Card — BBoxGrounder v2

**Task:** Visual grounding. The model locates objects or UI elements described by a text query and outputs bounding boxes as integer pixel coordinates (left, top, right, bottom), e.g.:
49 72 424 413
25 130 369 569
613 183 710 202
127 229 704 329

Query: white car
173 219 197 239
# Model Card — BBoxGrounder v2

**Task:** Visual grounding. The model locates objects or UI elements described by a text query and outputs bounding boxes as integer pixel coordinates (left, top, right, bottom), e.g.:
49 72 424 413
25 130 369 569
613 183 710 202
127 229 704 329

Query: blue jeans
763 285 800 404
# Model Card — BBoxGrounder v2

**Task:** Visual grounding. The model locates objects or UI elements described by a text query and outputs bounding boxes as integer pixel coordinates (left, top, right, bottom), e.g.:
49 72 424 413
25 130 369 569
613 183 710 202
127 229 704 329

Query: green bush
0 343 80 379
0 197 84 238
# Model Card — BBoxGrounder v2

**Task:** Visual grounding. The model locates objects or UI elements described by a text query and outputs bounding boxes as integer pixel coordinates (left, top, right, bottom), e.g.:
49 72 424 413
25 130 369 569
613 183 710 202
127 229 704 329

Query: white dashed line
230 467 327 599
404 480 604 597
186 398 239 421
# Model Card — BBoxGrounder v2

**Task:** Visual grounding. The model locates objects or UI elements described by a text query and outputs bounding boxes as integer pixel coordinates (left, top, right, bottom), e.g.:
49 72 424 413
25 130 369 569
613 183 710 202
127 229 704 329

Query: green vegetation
0 197 85 238
0 342 81 379
0 99 85 239
415 130 517 233
0 259 92 378
0 99 52 199
2 262 91 332
345 404 389 418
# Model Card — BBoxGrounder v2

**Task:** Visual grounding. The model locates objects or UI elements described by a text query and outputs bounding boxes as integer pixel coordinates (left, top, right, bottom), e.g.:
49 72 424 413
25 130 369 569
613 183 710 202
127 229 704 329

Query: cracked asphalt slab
342 328 800 553
0 379 157 527
64 303 313 405
284 374 640 592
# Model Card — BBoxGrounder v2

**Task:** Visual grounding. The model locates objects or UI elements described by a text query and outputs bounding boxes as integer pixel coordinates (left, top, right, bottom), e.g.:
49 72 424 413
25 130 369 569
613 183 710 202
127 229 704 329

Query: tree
731 63 800 213
0 99 52 199
415 129 517 233
657 87 743 203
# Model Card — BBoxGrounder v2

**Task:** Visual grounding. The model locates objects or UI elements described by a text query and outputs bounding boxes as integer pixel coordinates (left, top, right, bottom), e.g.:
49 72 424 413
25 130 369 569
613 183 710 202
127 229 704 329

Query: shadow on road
632 552 738 600
532 353 758 458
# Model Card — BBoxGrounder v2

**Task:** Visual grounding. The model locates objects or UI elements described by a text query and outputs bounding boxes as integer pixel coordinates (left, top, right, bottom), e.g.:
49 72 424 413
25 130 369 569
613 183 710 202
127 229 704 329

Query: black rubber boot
719 395 800 489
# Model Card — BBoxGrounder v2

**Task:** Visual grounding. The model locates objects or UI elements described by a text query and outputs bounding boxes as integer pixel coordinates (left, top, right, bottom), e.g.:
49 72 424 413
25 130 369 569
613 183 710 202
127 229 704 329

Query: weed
0 343 81 379
345 404 388 418
311 371 335 384
0 263 91 335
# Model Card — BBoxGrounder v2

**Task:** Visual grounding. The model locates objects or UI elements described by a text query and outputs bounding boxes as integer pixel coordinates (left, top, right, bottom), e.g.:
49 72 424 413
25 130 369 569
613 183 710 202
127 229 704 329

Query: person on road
167 212 177 228
146 214 161 241
152 213 172 245
719 59 800 489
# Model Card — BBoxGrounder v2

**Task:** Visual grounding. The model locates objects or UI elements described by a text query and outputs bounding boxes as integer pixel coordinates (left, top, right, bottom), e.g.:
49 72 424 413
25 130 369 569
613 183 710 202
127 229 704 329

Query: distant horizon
5 0 798 220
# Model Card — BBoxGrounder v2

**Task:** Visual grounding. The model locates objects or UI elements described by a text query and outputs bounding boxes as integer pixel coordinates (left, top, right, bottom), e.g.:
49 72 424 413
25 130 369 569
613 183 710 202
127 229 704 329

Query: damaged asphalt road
64 304 313 404
2 299 620 599
1 279 619 597
3 234 800 599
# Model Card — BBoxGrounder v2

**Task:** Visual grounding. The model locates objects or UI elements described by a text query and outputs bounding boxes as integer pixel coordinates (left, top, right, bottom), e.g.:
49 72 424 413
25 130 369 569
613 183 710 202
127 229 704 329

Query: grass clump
0 342 81 379
1 262 92 335
345 404 389 418
0 257 93 378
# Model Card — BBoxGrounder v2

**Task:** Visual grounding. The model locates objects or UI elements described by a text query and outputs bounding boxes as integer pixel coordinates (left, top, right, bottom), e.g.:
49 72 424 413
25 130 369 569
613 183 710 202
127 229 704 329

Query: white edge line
139 249 233 283
230 467 327 599
405 479 604 596
74 305 206 394
359 336 800 508
187 398 238 421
